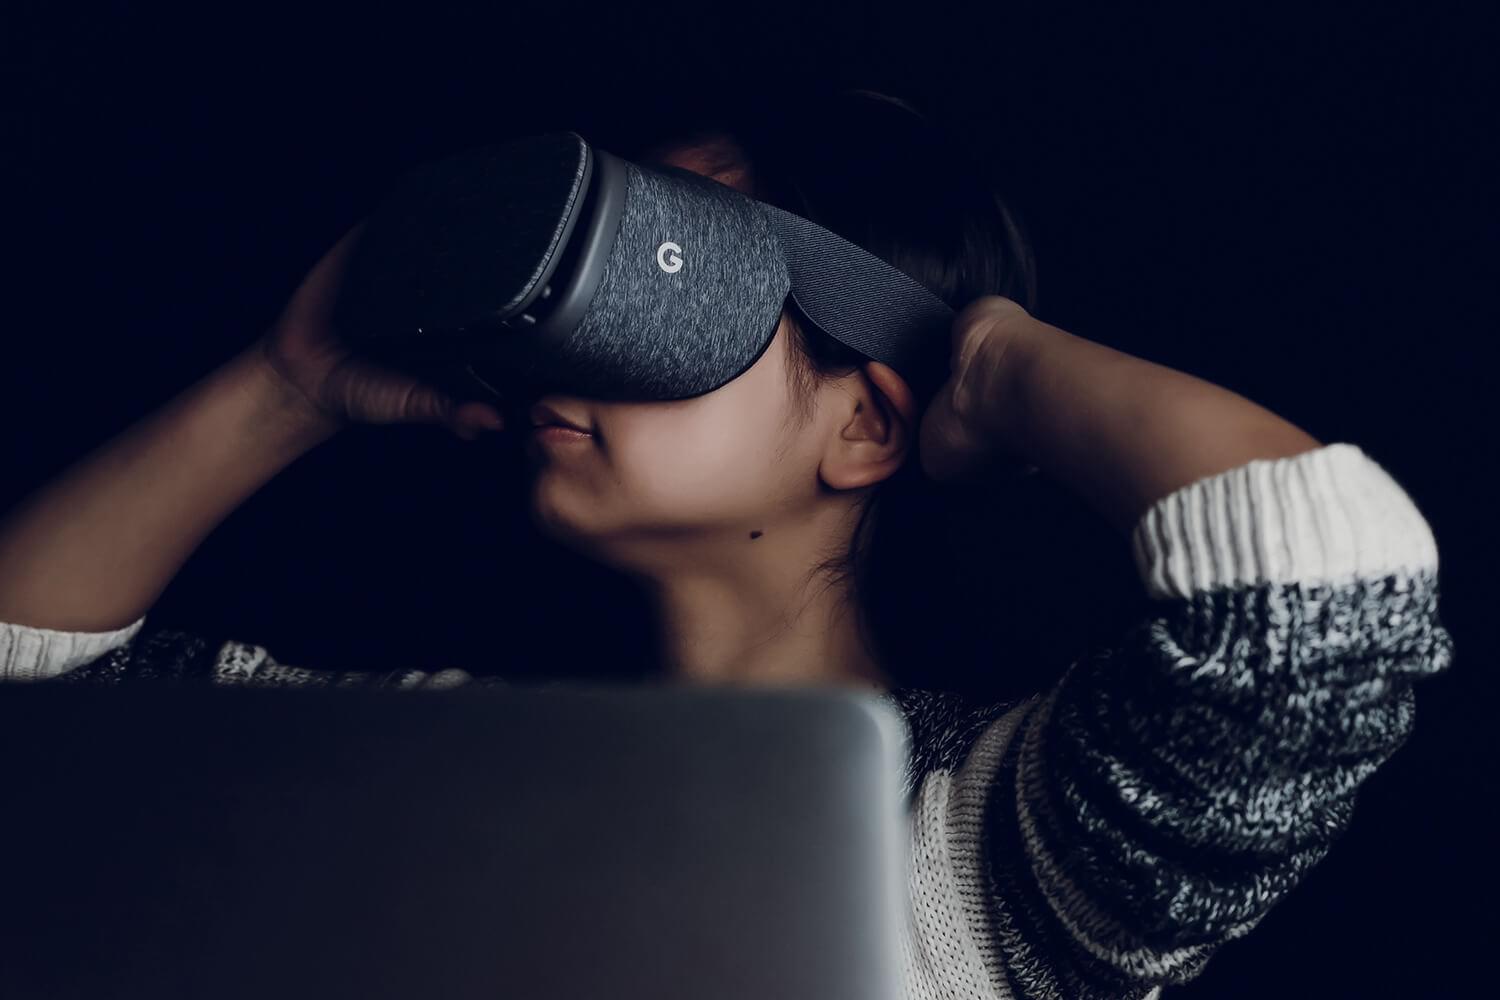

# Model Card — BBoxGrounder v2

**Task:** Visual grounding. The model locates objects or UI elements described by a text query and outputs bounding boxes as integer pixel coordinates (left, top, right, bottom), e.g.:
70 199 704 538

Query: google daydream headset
331 129 957 411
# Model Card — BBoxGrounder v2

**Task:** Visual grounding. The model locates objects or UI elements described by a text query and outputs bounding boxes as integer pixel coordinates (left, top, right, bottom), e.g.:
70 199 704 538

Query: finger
451 400 506 438
920 393 993 485
919 395 969 482
329 355 460 430
396 386 452 430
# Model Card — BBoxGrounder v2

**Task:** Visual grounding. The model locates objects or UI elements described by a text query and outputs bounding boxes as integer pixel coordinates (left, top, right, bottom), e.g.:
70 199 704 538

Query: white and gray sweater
0 442 1456 999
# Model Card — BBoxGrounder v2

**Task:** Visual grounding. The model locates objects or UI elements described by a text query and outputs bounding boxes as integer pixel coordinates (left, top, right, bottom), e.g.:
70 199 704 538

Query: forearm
992 316 1324 536
0 342 343 632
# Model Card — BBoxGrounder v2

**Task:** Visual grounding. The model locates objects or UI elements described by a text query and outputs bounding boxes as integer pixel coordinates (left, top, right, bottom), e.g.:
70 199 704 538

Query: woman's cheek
624 423 763 506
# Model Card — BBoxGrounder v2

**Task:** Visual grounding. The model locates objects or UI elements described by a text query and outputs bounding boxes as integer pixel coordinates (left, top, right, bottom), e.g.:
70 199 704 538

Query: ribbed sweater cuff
0 614 148 681
1128 442 1439 600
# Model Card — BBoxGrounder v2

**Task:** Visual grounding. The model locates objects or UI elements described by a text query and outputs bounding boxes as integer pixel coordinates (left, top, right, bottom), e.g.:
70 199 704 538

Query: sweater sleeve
1 615 478 690
940 442 1456 999
0 614 149 681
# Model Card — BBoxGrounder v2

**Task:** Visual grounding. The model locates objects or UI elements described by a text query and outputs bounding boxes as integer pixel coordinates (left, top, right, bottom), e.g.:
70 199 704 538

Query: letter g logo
656 241 684 274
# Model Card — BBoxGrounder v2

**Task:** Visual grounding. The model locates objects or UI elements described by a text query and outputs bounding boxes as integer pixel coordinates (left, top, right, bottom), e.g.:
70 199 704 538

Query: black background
3 1 1494 995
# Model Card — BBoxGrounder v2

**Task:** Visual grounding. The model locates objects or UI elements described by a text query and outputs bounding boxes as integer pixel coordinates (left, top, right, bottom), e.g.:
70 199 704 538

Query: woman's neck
643 558 889 694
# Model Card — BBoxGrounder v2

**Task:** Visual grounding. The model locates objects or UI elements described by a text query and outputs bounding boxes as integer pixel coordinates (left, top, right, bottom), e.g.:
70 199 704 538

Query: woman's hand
918 295 1041 485
253 222 507 441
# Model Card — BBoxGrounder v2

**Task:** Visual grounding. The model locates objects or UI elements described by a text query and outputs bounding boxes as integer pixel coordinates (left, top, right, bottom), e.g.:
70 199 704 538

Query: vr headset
331 130 957 415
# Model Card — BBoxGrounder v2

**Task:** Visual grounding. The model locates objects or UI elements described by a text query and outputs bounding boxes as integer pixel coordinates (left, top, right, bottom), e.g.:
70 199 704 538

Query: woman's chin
525 486 599 547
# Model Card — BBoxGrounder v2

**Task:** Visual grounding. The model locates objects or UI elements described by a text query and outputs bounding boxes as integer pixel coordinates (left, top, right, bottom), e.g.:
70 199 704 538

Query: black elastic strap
759 202 956 403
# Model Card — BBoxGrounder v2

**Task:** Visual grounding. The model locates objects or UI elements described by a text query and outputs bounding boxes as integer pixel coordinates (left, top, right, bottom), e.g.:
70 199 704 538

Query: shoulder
877 686 1028 804
55 630 492 691
52 626 223 685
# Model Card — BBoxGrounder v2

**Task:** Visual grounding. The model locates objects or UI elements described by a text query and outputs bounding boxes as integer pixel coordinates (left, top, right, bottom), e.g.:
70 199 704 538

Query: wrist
227 340 346 445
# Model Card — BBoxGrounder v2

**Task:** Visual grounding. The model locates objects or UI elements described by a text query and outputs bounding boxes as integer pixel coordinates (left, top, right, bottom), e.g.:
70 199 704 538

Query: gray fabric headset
332 129 956 409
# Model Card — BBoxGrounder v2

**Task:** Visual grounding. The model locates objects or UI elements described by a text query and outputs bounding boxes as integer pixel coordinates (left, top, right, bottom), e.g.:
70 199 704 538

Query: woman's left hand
918 295 1041 485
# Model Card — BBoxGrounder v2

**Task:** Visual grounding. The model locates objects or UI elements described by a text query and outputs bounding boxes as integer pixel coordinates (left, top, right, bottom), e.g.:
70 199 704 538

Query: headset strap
759 202 955 403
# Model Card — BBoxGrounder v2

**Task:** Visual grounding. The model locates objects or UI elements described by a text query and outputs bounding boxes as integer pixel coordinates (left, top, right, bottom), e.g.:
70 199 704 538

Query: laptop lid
0 680 911 1000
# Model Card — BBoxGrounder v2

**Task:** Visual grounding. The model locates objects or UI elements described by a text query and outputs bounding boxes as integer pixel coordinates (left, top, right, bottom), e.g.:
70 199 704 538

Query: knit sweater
0 442 1455 999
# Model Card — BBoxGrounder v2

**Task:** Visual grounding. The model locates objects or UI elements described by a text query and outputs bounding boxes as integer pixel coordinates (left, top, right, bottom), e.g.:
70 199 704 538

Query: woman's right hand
252 221 507 441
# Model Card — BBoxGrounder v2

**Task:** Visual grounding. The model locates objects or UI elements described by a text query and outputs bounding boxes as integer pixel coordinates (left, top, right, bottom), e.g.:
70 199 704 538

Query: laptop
0 679 911 1000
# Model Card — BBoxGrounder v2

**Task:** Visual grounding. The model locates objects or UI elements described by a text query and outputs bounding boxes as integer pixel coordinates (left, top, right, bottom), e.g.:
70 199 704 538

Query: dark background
3 1 1494 995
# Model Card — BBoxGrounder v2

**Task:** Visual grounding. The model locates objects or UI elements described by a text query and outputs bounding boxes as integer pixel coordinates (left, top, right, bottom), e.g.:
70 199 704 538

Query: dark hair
599 89 1063 700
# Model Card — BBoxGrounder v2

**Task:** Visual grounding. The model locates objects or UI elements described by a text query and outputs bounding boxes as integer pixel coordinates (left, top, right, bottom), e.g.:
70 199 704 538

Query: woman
0 90 1455 998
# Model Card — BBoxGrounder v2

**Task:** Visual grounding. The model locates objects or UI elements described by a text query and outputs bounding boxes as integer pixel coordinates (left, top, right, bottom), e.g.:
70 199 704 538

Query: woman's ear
863 361 917 432
819 361 917 491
